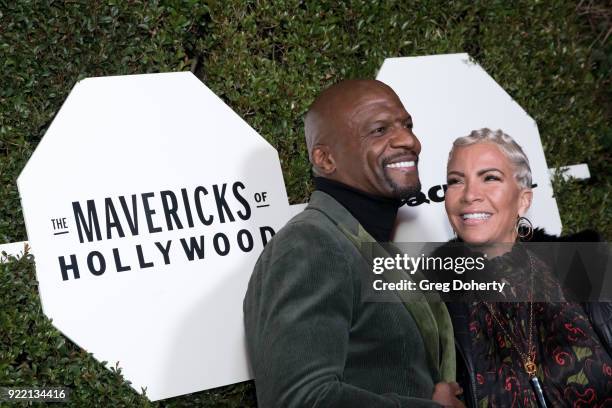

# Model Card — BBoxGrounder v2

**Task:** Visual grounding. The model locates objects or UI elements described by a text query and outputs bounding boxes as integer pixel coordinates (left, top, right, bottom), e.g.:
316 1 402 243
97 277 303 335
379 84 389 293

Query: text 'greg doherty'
373 279 507 294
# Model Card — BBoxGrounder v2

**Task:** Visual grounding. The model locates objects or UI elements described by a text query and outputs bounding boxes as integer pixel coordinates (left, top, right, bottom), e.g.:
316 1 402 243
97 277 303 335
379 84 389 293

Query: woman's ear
312 145 336 175
517 188 533 216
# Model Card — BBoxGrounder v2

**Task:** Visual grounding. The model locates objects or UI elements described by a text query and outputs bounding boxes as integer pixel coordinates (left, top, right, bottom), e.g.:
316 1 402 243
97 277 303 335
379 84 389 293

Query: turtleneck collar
314 177 403 242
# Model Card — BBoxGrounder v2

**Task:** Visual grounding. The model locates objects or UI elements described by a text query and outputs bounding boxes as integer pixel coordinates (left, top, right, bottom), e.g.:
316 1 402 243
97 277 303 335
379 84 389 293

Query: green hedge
1 1 610 406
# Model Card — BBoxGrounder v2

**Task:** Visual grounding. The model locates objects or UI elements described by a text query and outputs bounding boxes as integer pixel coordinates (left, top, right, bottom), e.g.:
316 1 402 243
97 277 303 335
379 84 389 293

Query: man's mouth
385 160 416 169
383 154 418 172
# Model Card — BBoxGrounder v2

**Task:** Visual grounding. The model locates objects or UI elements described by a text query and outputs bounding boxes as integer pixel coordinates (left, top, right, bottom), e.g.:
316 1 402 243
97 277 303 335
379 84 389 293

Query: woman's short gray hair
448 128 532 189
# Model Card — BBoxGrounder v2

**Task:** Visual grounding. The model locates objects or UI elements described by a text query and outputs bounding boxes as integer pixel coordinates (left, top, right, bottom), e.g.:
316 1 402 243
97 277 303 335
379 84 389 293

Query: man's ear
311 145 336 175
517 188 533 217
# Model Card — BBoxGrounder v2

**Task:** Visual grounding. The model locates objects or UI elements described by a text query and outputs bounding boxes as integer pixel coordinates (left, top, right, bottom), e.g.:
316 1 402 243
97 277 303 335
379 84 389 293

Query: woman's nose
461 180 483 203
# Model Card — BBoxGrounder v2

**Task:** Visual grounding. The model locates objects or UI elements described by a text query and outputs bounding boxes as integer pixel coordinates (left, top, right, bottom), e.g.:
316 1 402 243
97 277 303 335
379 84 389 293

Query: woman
441 128 612 407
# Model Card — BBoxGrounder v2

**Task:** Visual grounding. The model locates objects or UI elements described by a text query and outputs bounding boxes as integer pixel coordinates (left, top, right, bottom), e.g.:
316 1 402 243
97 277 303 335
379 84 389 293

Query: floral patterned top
469 300 612 407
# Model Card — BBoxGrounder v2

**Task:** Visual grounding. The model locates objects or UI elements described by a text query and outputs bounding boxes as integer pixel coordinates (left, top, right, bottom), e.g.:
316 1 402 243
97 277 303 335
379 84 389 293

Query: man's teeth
462 213 491 220
385 161 415 168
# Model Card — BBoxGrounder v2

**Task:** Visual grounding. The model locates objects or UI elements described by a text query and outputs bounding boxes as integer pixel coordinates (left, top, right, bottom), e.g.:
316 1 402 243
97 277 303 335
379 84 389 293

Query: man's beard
383 171 422 201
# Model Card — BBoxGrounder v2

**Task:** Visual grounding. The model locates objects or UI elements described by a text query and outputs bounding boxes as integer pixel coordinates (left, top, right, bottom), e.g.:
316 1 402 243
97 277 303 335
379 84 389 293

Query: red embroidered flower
564 322 586 341
603 363 612 377
476 373 484 385
504 376 516 391
497 332 506 348
554 348 571 365
566 387 595 407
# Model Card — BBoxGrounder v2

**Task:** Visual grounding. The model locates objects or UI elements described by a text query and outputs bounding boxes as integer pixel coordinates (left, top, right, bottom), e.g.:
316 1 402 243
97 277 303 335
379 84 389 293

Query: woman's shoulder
531 228 602 243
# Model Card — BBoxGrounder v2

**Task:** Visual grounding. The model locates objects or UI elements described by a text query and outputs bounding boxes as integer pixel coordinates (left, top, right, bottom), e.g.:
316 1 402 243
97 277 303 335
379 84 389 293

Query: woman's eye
447 178 461 185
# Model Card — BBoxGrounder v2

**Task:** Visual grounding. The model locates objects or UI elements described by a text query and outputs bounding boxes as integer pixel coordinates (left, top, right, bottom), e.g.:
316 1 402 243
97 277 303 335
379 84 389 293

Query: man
244 80 464 407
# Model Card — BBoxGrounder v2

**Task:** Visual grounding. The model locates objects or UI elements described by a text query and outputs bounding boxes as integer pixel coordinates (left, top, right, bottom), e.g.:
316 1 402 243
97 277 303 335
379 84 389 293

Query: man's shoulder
286 204 334 229
267 206 342 251
247 204 360 296
257 198 360 265
272 190 355 240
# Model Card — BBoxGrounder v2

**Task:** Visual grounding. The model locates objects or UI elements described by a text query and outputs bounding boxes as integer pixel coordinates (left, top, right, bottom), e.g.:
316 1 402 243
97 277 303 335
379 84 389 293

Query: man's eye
371 127 386 135
403 121 413 129
484 175 501 181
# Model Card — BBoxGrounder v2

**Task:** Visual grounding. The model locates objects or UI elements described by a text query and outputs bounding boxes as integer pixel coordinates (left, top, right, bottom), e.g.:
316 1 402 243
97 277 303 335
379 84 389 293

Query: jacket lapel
306 191 456 382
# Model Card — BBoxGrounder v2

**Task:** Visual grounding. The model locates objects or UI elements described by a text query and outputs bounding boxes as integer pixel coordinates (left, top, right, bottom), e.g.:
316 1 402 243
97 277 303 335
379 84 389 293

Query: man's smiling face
330 84 422 199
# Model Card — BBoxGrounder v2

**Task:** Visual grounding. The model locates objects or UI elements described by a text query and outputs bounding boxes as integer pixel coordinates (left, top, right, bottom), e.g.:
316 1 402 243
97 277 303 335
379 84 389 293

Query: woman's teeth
385 161 415 168
462 213 491 220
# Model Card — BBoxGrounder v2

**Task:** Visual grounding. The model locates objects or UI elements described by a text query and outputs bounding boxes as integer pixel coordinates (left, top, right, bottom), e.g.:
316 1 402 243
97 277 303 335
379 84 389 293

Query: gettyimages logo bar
361 242 612 302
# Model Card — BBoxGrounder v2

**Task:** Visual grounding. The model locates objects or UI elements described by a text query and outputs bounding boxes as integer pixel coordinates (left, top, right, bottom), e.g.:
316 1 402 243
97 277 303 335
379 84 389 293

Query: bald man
244 80 463 407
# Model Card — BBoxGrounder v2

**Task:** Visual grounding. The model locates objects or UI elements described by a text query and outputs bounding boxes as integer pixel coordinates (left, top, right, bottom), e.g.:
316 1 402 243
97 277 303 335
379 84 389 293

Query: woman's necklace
482 251 548 408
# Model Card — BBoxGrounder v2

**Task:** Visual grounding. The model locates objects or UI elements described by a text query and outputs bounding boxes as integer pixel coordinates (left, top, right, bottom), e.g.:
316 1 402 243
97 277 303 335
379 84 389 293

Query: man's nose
461 180 483 203
390 127 421 154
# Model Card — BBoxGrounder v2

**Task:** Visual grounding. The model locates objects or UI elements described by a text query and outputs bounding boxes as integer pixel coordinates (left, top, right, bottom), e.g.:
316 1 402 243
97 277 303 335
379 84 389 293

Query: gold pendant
524 357 537 376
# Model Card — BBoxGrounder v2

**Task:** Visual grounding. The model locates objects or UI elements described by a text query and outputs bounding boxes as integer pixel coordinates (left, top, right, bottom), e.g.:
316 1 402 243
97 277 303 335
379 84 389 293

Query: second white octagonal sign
17 72 290 400
378 53 562 242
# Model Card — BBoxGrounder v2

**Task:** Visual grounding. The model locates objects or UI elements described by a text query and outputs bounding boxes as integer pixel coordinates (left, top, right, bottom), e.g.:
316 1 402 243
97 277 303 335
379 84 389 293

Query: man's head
304 79 422 200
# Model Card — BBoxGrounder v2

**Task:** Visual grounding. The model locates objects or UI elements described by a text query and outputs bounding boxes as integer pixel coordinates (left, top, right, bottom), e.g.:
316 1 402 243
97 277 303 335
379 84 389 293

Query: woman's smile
459 211 492 225
445 142 532 245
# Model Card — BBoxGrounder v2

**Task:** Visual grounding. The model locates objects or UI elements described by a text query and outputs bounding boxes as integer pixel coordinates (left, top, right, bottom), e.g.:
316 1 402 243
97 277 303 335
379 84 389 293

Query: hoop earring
516 216 533 241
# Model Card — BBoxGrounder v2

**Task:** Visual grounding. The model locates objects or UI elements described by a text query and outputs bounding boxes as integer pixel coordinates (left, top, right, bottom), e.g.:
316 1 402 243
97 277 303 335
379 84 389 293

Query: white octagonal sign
377 53 562 242
17 72 290 400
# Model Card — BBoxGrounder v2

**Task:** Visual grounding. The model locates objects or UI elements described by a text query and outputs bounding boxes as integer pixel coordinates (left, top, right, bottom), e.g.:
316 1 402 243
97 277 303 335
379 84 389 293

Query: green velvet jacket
244 191 455 407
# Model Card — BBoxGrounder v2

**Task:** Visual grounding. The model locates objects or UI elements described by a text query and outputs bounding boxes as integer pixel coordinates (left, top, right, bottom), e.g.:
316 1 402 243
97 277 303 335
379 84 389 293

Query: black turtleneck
314 177 403 242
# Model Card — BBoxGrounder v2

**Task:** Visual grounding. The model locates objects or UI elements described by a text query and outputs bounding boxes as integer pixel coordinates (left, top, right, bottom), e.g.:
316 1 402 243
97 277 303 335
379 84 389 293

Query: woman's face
445 142 532 245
